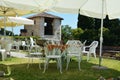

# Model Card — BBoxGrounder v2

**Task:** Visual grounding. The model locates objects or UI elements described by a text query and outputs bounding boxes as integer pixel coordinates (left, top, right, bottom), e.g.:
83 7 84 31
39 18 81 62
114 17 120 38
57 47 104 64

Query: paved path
10 52 28 58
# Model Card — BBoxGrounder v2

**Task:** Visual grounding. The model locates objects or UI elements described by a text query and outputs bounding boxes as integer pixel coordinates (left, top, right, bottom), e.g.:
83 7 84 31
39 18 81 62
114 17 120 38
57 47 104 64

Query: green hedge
13 36 41 41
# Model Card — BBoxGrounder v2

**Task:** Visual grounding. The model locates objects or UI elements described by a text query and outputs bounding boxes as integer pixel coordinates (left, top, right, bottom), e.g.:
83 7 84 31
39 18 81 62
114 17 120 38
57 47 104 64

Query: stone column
53 19 61 40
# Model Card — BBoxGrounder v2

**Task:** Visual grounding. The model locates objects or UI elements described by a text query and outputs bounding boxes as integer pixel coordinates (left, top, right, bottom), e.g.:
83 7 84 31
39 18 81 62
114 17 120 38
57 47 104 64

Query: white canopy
51 0 120 19
0 0 61 16
0 17 34 36
51 0 87 14
0 17 34 27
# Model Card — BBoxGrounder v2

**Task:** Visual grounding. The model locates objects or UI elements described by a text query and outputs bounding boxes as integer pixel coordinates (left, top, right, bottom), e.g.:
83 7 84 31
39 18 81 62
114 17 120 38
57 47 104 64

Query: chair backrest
29 44 41 53
83 40 87 46
5 43 12 51
66 40 82 46
66 40 74 45
21 41 26 46
30 37 36 46
89 41 98 53
44 45 62 57
44 47 49 56
81 40 87 51
67 44 82 55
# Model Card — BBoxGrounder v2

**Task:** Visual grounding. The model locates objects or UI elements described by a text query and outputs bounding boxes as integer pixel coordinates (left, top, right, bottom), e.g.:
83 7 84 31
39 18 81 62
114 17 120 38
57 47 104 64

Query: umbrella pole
99 18 103 67
92 0 107 69
99 0 104 67
4 12 6 36
12 27 14 36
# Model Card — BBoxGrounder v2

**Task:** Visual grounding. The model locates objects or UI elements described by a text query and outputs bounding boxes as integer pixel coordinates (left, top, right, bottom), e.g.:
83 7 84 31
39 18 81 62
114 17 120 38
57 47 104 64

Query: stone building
21 12 63 40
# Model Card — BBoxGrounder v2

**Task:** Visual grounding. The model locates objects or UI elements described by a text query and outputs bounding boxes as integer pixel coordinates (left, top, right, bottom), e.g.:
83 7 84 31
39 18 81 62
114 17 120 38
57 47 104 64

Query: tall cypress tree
77 14 95 30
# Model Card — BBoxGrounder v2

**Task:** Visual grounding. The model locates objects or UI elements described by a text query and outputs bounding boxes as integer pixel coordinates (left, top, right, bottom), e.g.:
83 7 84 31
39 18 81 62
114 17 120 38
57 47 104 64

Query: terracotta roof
28 12 63 20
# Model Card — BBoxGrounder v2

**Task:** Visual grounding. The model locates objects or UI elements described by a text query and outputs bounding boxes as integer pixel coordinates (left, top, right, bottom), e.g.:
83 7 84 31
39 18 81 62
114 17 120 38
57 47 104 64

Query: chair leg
38 56 41 70
1 51 6 61
46 58 50 69
93 52 96 59
66 56 70 70
43 58 49 73
27 55 33 68
27 55 31 69
27 60 30 69
78 57 81 71
58 58 62 73
87 53 90 61
9 51 11 58
57 58 60 69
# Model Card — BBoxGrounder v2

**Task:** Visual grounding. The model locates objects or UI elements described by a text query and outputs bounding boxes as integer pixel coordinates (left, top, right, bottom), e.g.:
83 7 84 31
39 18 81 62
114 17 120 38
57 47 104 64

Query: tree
0 28 14 36
80 29 99 44
77 14 95 30
77 14 120 46
72 28 84 40
61 25 73 43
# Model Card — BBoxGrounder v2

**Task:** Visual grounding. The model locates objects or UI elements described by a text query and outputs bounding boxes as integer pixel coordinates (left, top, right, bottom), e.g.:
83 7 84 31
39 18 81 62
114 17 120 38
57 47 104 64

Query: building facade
21 12 63 41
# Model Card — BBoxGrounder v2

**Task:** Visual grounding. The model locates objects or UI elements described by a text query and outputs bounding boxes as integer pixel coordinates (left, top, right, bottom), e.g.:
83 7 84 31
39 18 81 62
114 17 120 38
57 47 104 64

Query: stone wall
96 46 120 57
52 19 61 40
24 17 61 41
25 17 44 36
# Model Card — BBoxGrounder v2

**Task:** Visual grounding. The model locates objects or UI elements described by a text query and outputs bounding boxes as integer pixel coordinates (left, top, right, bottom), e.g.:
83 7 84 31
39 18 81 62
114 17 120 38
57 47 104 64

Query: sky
6 12 78 35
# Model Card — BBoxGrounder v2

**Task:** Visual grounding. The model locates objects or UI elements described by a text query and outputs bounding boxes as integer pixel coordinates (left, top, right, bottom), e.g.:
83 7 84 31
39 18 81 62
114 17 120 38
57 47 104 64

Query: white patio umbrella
51 0 120 67
0 0 34 35
51 0 120 19
0 17 34 26
0 0 60 35
3 0 61 13
0 17 34 35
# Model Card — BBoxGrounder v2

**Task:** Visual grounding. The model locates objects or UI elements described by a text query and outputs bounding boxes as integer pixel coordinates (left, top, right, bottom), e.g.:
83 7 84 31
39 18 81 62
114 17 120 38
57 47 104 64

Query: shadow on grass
0 59 120 80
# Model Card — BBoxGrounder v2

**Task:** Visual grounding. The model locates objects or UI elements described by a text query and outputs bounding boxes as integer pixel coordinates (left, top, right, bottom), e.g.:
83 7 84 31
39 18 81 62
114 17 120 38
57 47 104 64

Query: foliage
0 28 14 36
77 14 120 46
61 25 73 43
77 14 95 30
80 29 99 44
13 36 41 41
72 28 84 40
98 27 119 46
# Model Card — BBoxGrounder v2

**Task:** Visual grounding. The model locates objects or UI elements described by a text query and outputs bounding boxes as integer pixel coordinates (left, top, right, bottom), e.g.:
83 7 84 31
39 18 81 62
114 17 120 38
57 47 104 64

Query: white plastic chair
66 45 82 70
21 41 26 50
0 45 6 61
82 41 98 61
5 43 12 57
0 38 12 59
21 41 30 50
27 45 43 69
43 46 62 73
30 37 39 49
30 37 35 46
12 40 20 51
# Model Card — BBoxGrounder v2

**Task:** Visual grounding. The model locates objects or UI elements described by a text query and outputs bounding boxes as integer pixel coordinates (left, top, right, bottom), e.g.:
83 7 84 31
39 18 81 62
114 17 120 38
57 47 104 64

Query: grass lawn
0 57 120 80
